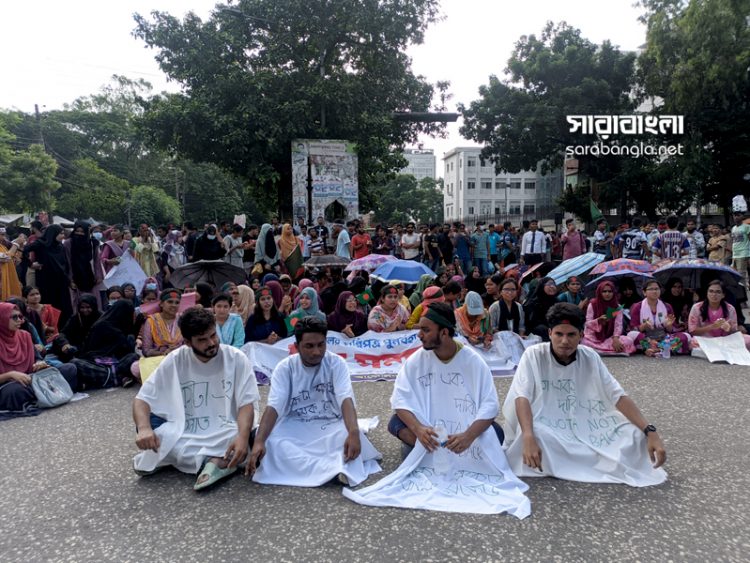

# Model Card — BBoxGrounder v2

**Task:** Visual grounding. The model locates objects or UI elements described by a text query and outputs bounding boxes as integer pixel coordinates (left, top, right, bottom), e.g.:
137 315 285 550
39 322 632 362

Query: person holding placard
502 302 667 487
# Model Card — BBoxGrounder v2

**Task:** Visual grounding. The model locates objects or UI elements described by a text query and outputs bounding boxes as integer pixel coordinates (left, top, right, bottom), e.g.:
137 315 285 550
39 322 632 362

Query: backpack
70 358 120 390
31 367 74 408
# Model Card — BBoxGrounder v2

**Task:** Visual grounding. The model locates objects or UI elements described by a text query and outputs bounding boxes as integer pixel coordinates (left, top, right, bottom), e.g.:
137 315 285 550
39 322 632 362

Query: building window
494 206 501 215
467 158 477 167
468 206 475 215
510 179 522 190
459 159 462 168
495 179 507 190
480 202 492 215
523 203 536 215
451 162 454 171
481 179 492 190
509 201 521 215
525 181 536 191
467 181 476 190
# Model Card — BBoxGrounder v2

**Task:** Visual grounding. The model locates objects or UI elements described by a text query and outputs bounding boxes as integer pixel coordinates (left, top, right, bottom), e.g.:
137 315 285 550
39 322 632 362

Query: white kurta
502 343 667 487
133 345 260 474
253 352 382 487
343 344 531 518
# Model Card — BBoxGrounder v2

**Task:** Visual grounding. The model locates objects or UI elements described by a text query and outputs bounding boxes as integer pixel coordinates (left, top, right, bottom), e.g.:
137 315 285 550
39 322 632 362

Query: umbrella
370 259 436 284
546 253 606 286
170 260 246 290
345 253 397 272
304 255 351 269
584 271 654 298
519 261 545 281
590 258 655 276
653 259 744 298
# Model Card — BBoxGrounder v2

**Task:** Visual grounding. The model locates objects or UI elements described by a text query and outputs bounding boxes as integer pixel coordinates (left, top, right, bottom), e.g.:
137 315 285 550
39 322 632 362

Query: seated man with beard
132 307 260 491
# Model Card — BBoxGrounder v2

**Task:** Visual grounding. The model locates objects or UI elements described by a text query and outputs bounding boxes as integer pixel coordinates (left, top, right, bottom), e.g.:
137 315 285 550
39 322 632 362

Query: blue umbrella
653 259 744 298
584 271 654 298
546 253 606 286
370 259 436 284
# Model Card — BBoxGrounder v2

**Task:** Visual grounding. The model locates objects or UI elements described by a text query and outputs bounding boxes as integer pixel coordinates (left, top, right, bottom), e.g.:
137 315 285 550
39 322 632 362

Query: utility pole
34 104 45 148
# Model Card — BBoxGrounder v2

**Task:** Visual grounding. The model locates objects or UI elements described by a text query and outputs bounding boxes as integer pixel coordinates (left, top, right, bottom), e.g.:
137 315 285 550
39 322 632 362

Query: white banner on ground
103 252 147 295
692 333 750 366
242 330 538 383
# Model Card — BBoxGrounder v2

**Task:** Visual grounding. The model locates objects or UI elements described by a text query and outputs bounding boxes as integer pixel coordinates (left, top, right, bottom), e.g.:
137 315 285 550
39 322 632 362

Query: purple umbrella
345 253 397 272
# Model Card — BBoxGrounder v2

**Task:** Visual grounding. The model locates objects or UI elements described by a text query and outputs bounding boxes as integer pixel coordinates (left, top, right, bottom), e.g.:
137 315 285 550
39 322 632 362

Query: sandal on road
194 461 237 491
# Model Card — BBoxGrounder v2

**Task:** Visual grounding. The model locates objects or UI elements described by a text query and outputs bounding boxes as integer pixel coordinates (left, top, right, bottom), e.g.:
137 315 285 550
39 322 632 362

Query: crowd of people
0 206 748 512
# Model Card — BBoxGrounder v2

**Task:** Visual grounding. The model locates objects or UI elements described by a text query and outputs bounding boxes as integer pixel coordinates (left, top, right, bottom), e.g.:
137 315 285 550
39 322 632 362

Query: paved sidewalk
1 356 749 562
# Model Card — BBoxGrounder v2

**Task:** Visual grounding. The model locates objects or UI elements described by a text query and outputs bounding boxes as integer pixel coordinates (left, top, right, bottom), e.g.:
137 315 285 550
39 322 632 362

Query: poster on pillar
291 139 359 223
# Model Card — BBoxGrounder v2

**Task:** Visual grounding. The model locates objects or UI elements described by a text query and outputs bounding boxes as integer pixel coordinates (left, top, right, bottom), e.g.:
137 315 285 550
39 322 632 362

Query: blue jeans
474 257 489 276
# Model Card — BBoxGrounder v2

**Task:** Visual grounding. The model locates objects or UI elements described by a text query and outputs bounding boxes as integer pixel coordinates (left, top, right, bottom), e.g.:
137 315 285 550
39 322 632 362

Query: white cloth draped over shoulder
252 352 382 487
343 345 531 518
133 345 260 474
502 343 667 487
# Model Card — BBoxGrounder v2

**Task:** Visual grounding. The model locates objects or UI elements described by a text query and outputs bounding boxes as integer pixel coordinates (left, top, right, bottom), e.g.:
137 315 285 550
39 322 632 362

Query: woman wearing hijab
0 302 78 417
53 294 101 360
464 266 486 296
489 278 525 335
81 299 139 386
406 286 445 329
409 274 434 310
254 223 279 268
63 221 101 300
193 225 226 262
22 224 74 326
290 286 326 322
265 279 292 315
278 224 303 277
7 298 46 353
523 276 559 341
582 280 636 355
233 284 255 324
327 291 367 338
455 290 493 349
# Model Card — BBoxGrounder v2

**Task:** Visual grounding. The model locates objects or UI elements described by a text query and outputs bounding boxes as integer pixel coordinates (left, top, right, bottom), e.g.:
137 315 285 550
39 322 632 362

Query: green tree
459 22 644 218
129 185 182 226
0 144 60 212
638 0 750 214
372 175 443 225
133 0 447 216
55 158 130 223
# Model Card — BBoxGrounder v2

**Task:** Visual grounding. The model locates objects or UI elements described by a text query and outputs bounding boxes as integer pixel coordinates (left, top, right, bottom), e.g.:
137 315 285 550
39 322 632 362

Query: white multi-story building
400 148 436 181
442 147 563 224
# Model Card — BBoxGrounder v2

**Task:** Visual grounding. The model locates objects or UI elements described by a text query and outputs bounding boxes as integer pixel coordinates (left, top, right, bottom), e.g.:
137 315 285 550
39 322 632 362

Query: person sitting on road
502 303 667 487
132 307 260 491
367 285 409 333
405 286 445 329
627 280 691 356
343 302 530 517
248 317 381 487
581 281 636 355
211 293 244 348
455 290 493 349
688 280 750 351
243 286 288 344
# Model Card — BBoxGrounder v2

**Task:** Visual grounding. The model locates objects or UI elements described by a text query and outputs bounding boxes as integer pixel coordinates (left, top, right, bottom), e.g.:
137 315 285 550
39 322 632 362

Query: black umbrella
170 260 246 290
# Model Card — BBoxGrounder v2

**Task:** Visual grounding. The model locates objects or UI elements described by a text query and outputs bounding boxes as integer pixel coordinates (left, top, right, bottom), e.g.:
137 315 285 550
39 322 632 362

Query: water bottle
433 425 450 475
661 341 670 359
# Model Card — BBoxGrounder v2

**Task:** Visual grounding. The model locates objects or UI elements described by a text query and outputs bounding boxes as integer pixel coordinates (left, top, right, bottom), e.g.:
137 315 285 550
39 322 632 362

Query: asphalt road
2 355 749 563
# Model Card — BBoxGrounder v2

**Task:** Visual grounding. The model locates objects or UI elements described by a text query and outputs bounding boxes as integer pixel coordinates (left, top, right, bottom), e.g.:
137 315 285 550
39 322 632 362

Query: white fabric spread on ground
692 333 750 365
252 352 382 487
343 345 531 518
503 343 667 487
133 345 260 474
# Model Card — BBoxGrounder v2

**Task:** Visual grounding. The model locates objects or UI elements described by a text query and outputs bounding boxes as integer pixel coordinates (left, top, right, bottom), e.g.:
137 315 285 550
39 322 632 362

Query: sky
1 0 648 166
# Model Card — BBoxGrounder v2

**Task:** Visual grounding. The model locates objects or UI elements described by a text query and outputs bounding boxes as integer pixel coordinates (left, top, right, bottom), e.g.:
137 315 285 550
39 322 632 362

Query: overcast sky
1 0 647 165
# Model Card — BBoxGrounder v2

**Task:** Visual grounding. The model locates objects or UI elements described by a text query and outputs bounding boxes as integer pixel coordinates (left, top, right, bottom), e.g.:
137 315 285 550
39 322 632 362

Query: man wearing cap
502 302 667 487
344 302 531 517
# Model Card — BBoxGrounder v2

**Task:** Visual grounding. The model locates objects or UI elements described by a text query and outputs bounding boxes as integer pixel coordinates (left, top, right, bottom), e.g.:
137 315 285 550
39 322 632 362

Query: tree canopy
371 175 443 225
133 0 447 217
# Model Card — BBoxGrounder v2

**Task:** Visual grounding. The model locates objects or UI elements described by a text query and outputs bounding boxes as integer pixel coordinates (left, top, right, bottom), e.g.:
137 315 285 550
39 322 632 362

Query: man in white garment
343 302 530 517
503 302 667 487
133 307 260 491
248 317 381 487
